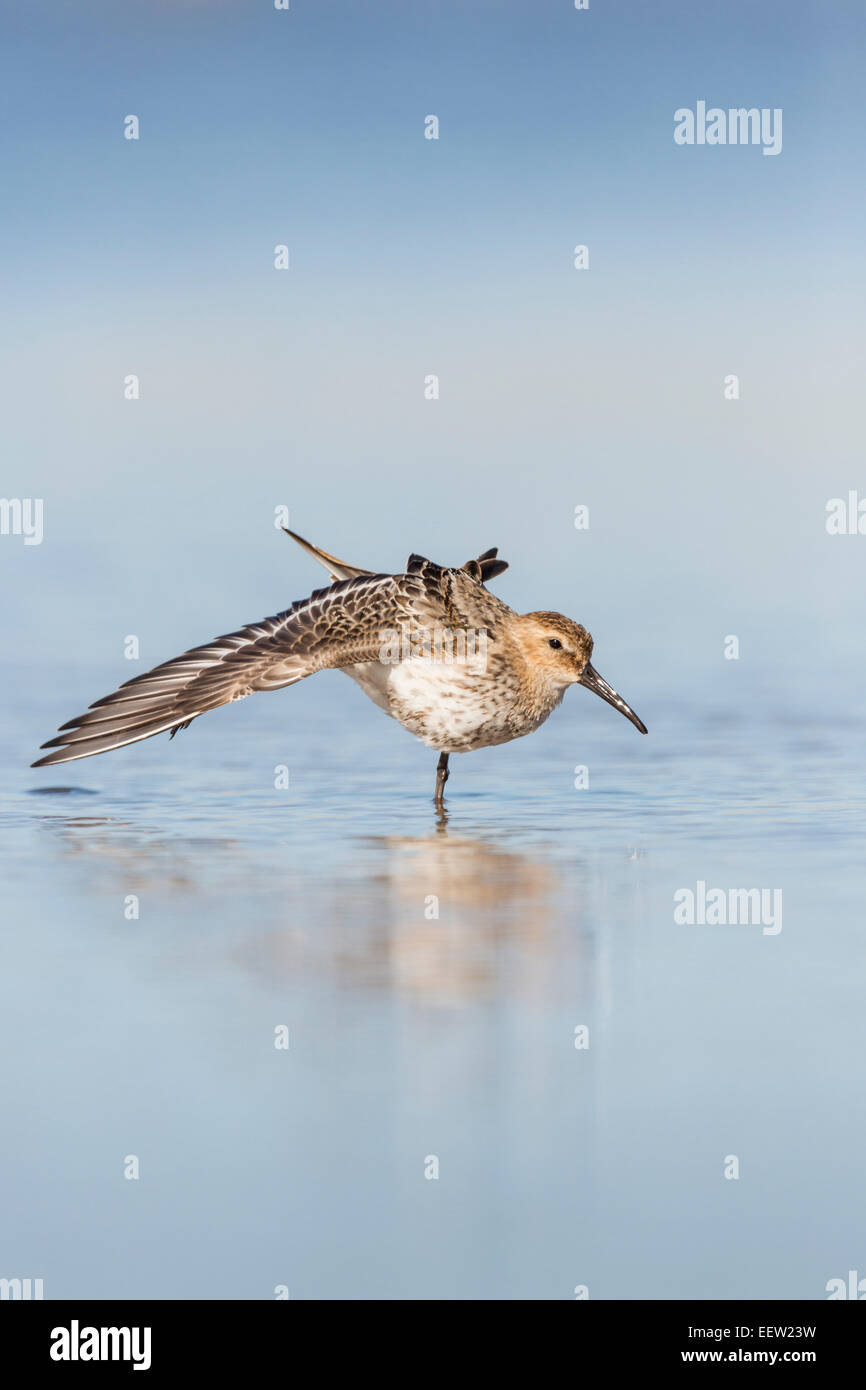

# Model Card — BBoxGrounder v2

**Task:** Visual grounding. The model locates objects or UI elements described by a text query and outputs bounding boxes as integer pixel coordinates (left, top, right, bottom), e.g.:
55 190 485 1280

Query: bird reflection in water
36 810 592 1008
242 824 588 1008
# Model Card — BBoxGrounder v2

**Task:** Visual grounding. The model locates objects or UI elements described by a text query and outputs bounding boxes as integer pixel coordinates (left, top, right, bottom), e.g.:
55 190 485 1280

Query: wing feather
32 573 411 767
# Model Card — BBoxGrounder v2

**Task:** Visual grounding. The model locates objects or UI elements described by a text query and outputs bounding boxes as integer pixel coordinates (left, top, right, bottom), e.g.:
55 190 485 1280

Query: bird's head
515 611 647 734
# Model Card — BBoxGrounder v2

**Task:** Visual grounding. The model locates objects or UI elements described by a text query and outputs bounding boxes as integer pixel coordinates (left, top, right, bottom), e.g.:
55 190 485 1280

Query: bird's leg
434 752 450 807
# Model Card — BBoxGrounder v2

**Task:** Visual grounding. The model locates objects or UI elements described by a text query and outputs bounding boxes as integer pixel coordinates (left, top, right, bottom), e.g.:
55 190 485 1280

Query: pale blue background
0 0 864 1300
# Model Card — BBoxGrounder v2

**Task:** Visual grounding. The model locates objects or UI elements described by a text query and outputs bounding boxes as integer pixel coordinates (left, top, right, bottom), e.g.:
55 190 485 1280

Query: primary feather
32 574 400 766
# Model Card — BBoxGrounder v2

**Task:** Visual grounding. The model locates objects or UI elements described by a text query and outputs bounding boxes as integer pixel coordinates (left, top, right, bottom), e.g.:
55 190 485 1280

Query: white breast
342 654 560 754
385 658 524 752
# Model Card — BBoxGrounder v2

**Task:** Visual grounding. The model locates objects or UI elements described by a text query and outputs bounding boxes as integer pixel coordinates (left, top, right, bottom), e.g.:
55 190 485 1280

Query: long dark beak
579 663 647 734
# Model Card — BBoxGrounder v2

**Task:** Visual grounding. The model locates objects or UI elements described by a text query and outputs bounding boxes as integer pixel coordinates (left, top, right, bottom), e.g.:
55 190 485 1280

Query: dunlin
33 528 647 804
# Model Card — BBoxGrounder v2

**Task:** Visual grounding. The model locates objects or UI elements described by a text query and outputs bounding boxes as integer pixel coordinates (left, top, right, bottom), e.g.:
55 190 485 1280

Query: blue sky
2 0 864 714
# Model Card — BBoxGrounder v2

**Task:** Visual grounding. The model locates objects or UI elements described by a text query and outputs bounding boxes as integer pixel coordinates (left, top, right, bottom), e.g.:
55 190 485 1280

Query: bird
32 527 647 805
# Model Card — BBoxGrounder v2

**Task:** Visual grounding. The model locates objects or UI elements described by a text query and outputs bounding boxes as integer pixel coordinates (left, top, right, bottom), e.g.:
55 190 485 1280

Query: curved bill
579 663 647 734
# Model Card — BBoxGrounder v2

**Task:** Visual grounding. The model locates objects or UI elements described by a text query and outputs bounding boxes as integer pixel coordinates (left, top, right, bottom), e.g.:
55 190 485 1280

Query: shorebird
33 528 647 804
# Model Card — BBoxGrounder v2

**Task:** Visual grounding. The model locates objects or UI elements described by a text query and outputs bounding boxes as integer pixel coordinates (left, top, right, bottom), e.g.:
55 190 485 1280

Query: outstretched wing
284 527 509 587
32 573 419 767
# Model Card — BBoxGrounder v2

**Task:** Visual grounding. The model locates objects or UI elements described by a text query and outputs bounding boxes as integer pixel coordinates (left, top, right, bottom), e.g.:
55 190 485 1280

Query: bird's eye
548 638 562 650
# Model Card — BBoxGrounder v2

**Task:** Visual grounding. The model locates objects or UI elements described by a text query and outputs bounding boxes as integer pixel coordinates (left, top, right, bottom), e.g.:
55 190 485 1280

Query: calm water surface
1 671 863 1299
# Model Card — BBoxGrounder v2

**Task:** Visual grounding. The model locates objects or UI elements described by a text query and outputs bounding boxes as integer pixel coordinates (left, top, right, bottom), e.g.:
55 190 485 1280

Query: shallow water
1 670 864 1299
